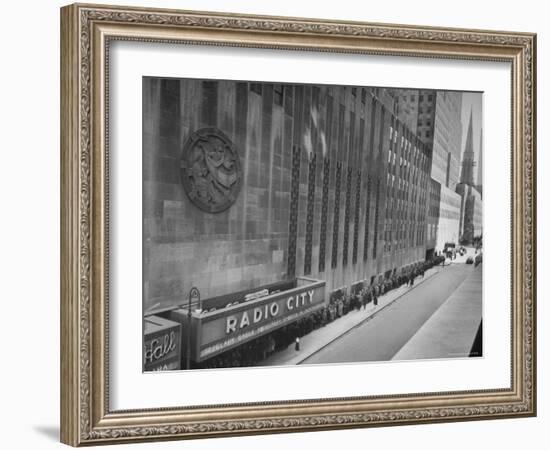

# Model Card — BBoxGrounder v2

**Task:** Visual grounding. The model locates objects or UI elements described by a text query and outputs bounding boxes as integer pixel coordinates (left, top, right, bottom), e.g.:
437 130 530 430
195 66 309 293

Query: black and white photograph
142 77 483 372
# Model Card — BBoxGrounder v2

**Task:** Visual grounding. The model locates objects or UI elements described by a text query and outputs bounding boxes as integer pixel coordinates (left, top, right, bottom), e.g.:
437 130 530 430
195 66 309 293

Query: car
466 256 474 264
443 242 456 251
474 253 483 266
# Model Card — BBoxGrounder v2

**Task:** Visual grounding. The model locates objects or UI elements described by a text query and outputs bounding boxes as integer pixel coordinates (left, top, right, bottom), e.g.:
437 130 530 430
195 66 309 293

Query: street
300 262 479 364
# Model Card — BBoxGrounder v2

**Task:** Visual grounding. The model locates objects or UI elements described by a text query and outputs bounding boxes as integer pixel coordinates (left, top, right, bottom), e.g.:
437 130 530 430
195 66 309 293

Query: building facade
143 78 433 316
436 185 462 250
394 89 464 253
426 178 441 259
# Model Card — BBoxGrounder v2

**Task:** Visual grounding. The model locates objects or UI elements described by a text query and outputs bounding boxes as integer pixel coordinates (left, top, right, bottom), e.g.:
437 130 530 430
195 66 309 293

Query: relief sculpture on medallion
180 128 242 213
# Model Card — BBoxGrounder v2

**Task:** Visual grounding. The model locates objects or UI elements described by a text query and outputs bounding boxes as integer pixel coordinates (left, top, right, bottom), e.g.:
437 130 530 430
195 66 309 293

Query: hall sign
193 278 326 361
143 315 182 371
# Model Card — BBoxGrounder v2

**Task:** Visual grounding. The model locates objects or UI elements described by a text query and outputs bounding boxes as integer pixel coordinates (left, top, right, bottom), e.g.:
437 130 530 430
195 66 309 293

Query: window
419 94 424 101
411 94 415 102
428 94 433 101
425 130 431 138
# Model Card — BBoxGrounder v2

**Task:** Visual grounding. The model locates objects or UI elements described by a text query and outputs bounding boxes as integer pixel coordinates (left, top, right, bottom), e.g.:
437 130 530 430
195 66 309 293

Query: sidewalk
259 266 442 366
392 264 482 361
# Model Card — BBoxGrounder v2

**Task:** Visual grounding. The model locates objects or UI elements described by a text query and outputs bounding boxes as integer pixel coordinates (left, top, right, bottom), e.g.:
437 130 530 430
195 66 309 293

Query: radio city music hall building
142 77 437 370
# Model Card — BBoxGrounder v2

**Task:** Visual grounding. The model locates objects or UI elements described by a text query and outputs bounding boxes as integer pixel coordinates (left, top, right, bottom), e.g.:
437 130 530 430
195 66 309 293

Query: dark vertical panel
200 80 217 127
363 176 371 261
358 117 365 165
312 86 320 146
260 83 274 194
318 156 330 272
284 85 294 117
273 84 284 106
287 145 301 277
304 152 316 275
296 86 312 275
349 110 356 163
338 104 345 154
293 85 304 144
352 169 361 264
153 79 181 191
373 178 381 259
281 93 294 238
331 162 342 269
342 167 352 267
378 107 386 156
158 79 181 139
368 99 376 157
326 95 334 145
234 82 249 158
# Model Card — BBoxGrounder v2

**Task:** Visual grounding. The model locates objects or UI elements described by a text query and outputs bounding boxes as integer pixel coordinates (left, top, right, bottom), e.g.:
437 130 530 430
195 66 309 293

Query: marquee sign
168 278 326 362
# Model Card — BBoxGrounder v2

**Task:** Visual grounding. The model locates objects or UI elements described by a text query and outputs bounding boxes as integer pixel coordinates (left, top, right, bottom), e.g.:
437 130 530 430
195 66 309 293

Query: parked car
474 253 483 266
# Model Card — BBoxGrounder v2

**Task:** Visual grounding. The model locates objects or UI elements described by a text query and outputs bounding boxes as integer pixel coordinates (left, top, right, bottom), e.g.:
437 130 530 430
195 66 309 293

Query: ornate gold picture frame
60 3 536 446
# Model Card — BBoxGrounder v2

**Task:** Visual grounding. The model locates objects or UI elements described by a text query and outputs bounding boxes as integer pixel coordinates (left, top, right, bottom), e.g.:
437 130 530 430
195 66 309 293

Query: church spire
460 109 476 186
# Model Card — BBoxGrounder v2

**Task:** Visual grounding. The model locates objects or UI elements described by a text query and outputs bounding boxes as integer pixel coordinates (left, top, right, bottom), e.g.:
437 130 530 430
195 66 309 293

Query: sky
460 92 483 185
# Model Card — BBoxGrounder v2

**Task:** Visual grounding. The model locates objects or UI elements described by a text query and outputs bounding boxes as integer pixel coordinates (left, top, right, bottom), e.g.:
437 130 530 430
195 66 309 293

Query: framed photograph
60 3 536 446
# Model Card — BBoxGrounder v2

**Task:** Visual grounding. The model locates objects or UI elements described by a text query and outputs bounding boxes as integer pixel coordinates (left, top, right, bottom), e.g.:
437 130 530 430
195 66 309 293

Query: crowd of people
197 257 445 369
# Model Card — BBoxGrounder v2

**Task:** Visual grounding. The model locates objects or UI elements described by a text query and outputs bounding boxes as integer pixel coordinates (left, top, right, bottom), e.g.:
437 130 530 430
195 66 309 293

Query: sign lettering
144 331 177 364
225 290 314 334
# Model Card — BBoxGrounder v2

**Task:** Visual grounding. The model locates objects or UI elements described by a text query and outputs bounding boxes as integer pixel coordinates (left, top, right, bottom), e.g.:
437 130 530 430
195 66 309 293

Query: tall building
393 89 463 253
143 79 434 366
394 89 422 135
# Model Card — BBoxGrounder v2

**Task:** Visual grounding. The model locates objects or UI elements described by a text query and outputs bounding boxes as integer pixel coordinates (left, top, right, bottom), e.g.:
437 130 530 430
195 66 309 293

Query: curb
296 268 441 365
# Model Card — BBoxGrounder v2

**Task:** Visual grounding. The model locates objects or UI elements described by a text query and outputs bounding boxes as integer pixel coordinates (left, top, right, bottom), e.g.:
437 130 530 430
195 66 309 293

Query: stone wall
143 78 433 314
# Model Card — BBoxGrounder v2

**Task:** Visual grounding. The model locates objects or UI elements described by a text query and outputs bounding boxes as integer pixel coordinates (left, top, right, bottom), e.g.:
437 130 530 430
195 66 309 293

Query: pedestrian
295 337 300 351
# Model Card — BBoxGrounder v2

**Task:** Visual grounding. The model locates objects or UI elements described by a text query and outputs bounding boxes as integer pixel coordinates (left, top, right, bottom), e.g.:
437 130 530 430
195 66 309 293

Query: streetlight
186 286 200 370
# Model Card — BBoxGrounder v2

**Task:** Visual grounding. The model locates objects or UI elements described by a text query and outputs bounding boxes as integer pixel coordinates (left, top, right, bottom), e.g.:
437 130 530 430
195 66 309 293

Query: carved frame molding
61 3 536 446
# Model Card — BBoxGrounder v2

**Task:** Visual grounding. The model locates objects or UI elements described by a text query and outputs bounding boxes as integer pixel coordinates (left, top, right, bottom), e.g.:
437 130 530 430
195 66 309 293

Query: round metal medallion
180 128 242 213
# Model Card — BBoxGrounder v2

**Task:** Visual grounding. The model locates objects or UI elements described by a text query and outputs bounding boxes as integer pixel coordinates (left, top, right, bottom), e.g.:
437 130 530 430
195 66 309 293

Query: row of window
253 83 378 111
385 118 430 253
409 93 434 103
